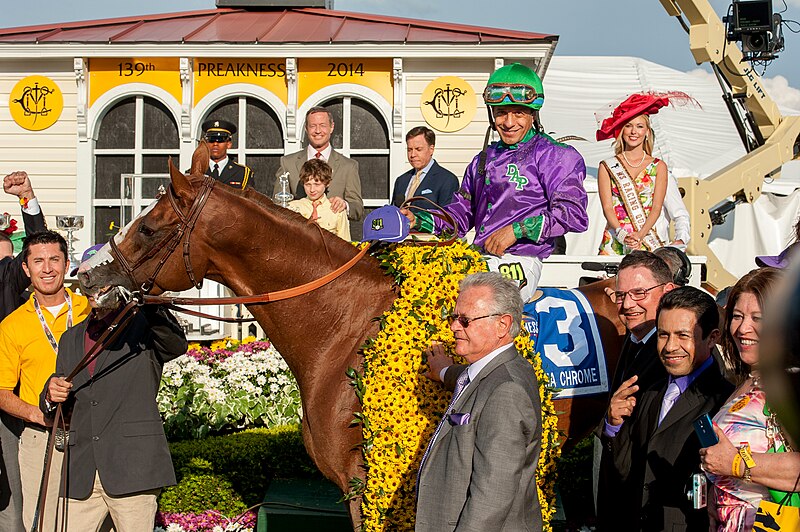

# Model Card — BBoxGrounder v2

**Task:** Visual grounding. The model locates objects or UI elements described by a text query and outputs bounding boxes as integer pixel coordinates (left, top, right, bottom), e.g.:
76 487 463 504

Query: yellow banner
194 59 287 105
9 75 63 131
89 58 181 107
298 59 392 108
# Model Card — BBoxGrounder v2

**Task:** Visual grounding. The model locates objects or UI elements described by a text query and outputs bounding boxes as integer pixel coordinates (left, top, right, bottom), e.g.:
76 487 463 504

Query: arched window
319 97 390 239
202 96 284 196
93 96 179 244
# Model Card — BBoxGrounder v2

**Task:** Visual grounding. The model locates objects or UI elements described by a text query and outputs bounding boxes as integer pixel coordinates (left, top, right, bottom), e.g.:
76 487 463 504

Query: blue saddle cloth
523 287 609 399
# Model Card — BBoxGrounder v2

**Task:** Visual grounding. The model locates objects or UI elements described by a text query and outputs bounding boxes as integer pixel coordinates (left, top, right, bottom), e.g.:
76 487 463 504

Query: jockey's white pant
483 254 543 303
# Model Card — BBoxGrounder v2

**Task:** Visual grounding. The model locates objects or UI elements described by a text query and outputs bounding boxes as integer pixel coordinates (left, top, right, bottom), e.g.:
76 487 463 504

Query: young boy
288 159 351 240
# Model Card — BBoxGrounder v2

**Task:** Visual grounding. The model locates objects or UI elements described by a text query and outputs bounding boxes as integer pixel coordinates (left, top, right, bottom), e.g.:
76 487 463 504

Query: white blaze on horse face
79 199 160 275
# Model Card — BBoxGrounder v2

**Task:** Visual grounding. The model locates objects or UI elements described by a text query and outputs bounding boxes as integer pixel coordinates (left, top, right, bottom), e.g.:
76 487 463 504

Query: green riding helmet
483 63 544 111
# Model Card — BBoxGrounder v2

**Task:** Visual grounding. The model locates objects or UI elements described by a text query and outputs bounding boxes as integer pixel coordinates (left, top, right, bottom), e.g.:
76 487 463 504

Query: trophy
55 215 84 268
273 171 293 207
0 213 11 232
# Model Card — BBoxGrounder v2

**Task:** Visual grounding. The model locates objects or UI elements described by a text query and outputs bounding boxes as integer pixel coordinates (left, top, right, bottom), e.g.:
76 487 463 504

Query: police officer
201 119 254 189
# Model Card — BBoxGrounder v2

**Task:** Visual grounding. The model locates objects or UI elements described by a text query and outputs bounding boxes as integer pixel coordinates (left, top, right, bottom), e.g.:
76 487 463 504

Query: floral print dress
598 158 660 255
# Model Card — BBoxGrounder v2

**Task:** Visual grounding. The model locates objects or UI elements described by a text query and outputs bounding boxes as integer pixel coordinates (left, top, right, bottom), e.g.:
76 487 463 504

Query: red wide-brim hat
595 91 699 141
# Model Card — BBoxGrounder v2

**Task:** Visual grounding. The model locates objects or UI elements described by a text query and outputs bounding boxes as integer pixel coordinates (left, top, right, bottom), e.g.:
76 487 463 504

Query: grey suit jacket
416 346 542 532
273 149 364 221
41 306 188 499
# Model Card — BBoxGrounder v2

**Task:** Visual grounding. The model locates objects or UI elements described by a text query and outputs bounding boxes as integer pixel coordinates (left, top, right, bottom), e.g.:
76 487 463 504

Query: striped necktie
417 370 471 493
406 170 423 200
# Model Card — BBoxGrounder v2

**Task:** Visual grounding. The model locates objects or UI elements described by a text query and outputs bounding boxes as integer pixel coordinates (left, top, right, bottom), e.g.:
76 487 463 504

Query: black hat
202 119 237 139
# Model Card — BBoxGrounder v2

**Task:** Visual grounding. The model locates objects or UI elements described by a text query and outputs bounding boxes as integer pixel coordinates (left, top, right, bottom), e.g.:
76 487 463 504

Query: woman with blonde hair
595 92 694 255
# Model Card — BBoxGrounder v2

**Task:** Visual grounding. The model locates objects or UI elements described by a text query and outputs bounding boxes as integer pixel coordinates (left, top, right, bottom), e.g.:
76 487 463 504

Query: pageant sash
603 157 664 252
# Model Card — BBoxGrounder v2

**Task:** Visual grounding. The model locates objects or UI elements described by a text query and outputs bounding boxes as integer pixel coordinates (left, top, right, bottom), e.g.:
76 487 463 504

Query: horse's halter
109 176 215 294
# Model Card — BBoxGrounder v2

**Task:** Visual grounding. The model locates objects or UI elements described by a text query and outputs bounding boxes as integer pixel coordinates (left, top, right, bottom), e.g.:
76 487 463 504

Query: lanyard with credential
33 292 73 354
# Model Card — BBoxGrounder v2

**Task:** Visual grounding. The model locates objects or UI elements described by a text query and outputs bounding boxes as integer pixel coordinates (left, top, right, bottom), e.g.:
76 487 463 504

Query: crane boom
659 0 800 289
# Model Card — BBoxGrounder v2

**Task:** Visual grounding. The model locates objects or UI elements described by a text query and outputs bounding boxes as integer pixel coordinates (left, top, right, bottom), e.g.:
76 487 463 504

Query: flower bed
158 338 301 440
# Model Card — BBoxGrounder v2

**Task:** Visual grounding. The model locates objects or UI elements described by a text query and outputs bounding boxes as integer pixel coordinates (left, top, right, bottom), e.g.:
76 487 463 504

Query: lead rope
34 301 140 532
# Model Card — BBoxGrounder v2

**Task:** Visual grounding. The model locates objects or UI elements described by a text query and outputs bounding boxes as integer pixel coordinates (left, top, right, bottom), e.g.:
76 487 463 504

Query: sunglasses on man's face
447 313 502 328
204 135 230 144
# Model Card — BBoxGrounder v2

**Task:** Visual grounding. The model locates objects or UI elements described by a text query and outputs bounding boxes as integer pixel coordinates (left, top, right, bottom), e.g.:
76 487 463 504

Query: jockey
402 63 589 301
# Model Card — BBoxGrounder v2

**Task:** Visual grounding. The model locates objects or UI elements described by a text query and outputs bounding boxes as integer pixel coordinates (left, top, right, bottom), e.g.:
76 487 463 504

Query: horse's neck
204 200 394 385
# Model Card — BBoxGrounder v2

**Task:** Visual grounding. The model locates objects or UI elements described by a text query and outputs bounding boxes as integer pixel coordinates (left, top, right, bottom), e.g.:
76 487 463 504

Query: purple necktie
658 381 681 425
417 370 471 493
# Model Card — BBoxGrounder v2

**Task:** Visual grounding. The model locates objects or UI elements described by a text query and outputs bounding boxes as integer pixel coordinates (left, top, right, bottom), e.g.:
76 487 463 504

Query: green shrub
158 471 248 517
168 424 320 506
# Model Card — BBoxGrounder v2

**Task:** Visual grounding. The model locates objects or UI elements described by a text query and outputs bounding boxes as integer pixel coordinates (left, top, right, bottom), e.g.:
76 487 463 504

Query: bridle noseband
109 176 215 295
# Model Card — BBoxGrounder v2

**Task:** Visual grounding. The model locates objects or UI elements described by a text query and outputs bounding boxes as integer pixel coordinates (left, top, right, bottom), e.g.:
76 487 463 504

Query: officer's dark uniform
201 119 254 189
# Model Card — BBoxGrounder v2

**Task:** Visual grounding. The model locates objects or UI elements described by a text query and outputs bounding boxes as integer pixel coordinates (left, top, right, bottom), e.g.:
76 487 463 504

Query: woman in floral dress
698 268 800 531
596 92 695 255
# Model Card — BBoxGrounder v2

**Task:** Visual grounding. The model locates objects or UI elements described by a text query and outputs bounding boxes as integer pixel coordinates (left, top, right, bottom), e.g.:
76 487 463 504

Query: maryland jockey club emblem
505 164 529 190
420 76 477 133
9 75 63 131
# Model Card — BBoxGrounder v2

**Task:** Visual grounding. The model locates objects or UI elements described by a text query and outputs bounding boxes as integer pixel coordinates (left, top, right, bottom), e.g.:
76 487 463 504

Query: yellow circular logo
9 76 63 131
420 76 477 133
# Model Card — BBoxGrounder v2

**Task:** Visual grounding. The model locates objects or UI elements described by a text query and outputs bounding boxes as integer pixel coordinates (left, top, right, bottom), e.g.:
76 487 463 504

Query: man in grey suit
273 106 364 221
41 290 187 530
416 272 541 532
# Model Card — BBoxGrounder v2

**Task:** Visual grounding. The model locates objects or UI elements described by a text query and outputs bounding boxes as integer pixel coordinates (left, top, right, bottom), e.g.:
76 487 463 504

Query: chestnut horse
77 144 624 524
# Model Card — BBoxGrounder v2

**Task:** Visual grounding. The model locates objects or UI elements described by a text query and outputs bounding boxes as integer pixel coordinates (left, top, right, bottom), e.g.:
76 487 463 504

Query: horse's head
79 142 216 307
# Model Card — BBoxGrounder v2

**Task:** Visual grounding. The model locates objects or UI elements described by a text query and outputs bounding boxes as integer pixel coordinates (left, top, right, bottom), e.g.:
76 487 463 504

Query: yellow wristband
738 444 757 469
732 454 743 477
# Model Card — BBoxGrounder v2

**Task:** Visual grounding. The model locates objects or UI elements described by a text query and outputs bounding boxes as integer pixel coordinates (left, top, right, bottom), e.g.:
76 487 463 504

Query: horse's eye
138 224 155 237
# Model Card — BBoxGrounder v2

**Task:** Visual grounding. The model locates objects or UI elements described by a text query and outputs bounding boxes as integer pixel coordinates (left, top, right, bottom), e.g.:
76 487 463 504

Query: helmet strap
477 124 493 178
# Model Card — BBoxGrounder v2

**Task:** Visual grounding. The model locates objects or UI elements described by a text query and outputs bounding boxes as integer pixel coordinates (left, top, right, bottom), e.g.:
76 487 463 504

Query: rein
106 175 370 321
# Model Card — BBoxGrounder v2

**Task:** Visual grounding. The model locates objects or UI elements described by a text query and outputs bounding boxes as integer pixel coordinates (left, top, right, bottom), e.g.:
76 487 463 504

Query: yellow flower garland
356 240 560 531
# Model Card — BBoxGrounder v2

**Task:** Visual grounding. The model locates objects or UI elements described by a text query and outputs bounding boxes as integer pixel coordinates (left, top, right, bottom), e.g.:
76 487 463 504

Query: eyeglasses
614 283 667 303
447 313 503 328
204 135 230 144
483 84 541 104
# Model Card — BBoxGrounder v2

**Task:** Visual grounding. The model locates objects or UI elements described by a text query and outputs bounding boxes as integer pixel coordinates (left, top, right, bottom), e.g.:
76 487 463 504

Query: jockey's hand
608 375 638 426
699 424 737 476
423 342 452 382
4 171 35 200
329 196 347 214
400 208 416 228
483 225 517 257
47 376 72 404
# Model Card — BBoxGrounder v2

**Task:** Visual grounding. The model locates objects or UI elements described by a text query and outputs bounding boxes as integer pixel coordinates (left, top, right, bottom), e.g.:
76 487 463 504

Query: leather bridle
109 176 215 294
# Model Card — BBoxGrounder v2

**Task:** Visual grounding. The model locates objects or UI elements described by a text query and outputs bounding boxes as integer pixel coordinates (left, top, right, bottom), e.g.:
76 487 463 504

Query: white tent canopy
539 56 800 279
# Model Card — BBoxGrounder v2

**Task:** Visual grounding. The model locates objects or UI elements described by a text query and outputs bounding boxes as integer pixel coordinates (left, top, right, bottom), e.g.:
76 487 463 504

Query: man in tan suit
273 107 363 221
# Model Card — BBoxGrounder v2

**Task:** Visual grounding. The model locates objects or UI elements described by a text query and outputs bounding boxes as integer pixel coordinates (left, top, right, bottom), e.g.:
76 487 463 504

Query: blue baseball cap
362 205 410 243
70 243 104 276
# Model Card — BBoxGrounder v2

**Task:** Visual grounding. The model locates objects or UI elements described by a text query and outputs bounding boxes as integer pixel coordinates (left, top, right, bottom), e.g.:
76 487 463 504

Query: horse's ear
191 141 210 177
169 141 209 198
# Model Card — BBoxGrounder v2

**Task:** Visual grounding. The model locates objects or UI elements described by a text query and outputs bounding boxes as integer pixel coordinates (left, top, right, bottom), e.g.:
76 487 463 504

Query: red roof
0 8 556 44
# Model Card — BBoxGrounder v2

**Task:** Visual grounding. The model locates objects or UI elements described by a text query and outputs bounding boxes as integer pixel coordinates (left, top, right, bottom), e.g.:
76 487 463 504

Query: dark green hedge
167 424 320 506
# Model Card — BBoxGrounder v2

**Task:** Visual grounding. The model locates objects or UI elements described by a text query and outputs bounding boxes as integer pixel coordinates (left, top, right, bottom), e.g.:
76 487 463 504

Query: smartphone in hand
693 413 719 448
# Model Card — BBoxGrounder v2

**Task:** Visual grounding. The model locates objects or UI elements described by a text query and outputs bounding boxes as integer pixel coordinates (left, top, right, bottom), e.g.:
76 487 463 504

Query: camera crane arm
659 0 800 290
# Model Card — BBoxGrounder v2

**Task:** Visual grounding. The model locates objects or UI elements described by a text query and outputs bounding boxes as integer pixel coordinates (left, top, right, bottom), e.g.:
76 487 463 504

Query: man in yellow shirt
0 231 89 531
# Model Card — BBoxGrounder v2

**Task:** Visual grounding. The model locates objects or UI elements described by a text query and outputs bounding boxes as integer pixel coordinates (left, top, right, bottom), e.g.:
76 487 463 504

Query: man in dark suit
604 286 733 530
391 126 459 210
416 272 541 531
595 251 676 530
41 294 187 530
0 171 46 532
201 119 254 189
273 107 363 221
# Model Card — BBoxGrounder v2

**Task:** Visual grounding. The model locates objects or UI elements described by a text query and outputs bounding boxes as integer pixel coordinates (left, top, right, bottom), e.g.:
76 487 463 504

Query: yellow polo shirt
0 289 90 406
